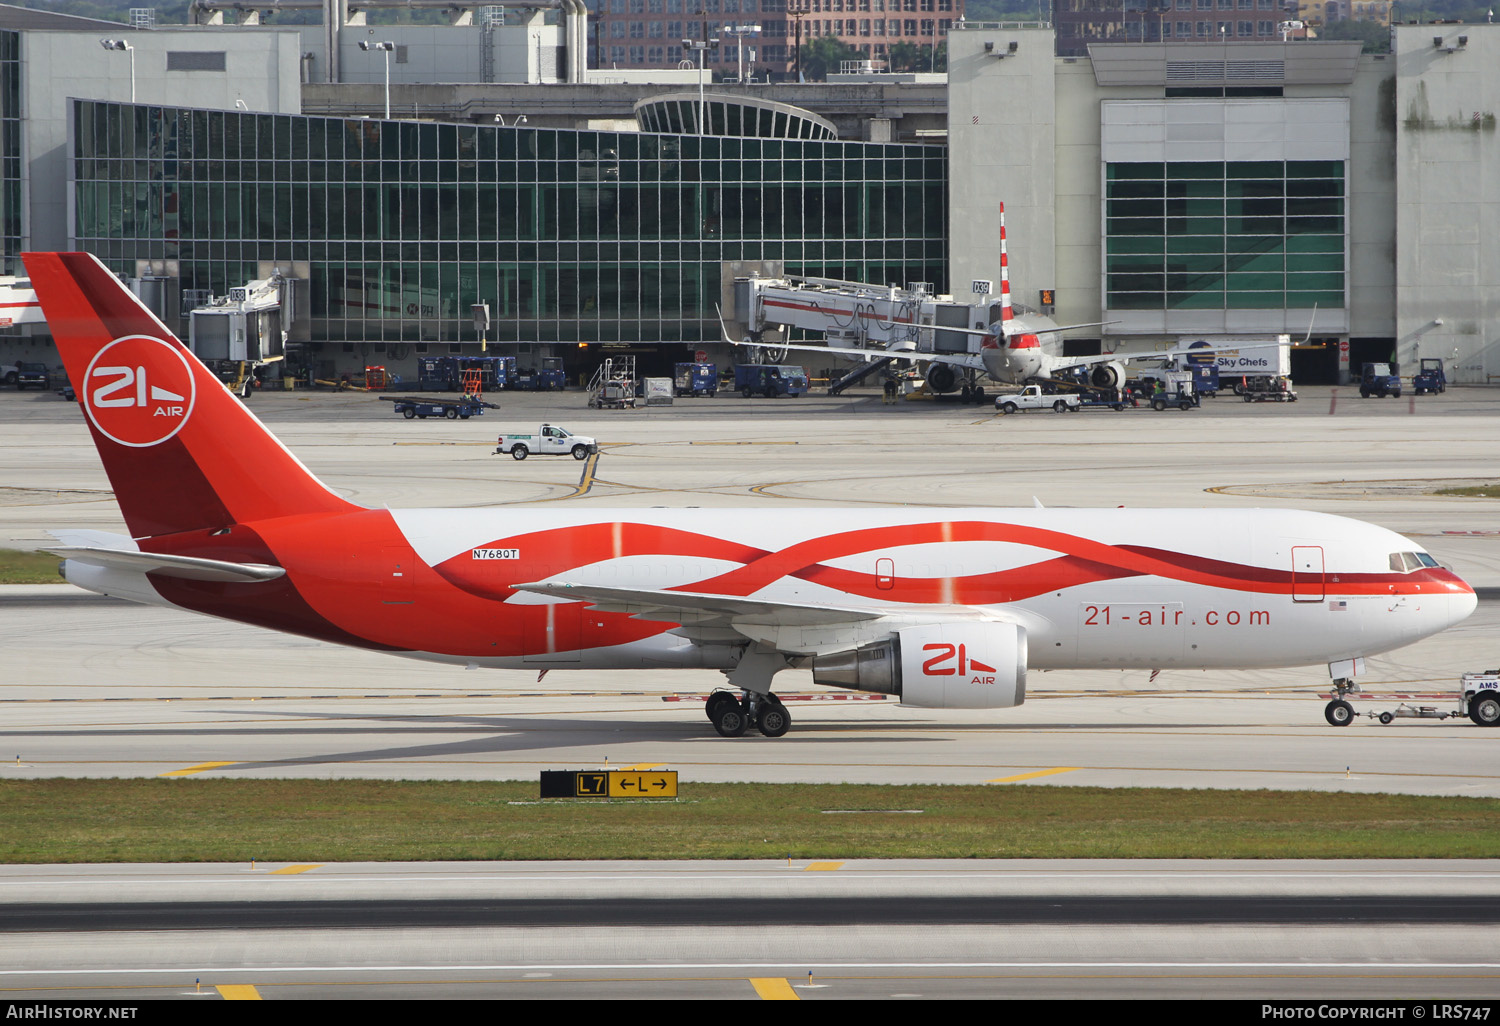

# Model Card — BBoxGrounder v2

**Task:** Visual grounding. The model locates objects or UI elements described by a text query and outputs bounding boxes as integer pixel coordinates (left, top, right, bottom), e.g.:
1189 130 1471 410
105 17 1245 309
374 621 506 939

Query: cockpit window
1389 552 1435 573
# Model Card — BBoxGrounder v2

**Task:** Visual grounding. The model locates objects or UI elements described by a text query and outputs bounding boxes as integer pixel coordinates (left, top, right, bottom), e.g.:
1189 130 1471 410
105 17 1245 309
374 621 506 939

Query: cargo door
1291 546 1324 602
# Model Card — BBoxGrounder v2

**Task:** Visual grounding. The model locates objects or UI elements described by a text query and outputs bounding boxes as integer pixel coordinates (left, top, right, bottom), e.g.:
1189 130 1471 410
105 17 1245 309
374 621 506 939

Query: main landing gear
706 689 791 738
1324 678 1359 727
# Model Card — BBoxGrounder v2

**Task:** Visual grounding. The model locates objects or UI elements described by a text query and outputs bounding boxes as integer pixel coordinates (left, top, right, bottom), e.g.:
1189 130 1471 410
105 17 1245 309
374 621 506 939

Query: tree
797 36 862 81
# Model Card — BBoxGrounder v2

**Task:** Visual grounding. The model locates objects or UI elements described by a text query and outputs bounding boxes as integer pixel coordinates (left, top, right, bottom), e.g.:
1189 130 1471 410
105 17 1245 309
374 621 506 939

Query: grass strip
0 548 64 585
2 779 1498 863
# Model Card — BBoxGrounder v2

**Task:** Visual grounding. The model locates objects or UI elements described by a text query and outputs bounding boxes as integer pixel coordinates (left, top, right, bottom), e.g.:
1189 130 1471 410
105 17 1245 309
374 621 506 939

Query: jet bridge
728 275 992 396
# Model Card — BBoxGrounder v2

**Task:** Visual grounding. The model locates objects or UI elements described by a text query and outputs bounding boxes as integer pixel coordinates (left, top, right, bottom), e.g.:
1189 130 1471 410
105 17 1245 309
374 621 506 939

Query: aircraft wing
512 580 1012 655
514 580 885 627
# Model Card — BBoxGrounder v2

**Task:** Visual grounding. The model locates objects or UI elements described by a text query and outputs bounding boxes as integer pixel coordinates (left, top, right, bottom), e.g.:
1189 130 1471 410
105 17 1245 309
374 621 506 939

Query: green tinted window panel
1107 236 1165 255
1286 216 1343 234
1224 272 1284 291
1107 163 1164 180
1107 179 1165 199
1285 252 1343 272
1166 290 1225 309
1286 291 1342 308
1227 251 1283 272
1166 272 1226 292
1285 272 1344 291
1106 291 1166 309
1166 255 1226 274
1107 256 1165 275
1107 273 1166 292
1286 197 1343 217
1228 160 1284 179
1108 199 1165 218
1286 178 1344 197
1225 234 1283 254
1106 217 1166 236
1224 290 1288 309
1166 198 1225 218
1167 162 1225 179
1165 235 1224 255
1166 216 1225 236
1287 160 1344 178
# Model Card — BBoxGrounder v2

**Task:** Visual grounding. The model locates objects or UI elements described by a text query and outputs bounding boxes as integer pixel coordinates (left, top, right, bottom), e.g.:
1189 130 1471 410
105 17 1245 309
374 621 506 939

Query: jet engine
811 622 1027 708
923 362 961 394
1088 361 1127 391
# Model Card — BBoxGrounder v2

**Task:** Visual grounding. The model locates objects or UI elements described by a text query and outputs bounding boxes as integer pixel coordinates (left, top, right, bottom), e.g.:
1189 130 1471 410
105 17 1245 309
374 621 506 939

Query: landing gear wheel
1469 693 1500 727
756 697 791 738
1325 700 1355 727
712 701 749 738
705 691 738 723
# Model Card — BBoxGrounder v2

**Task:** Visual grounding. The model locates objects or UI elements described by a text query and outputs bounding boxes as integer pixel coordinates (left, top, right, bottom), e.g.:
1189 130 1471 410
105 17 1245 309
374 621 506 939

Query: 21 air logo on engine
921 643 997 684
83 335 197 448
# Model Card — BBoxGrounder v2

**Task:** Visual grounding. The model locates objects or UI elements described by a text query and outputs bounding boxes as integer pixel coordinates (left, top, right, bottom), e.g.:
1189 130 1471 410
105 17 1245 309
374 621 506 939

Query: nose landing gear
1324 678 1359 727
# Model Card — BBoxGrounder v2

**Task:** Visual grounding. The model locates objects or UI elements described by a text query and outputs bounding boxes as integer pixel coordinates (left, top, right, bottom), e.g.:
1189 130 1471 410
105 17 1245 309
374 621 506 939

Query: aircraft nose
1451 581 1479 627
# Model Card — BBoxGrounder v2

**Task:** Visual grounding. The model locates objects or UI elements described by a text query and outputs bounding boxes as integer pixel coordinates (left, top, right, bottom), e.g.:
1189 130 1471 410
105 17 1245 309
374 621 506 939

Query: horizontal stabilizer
45 546 286 583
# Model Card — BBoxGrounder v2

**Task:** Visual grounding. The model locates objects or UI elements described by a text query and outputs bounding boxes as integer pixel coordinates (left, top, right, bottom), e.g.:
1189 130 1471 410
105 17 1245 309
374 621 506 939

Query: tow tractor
1323 671 1500 727
382 394 497 420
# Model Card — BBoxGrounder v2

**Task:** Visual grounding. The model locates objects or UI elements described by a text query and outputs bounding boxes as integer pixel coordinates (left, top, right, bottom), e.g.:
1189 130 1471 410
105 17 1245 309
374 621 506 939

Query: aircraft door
876 557 895 591
1291 546 1324 602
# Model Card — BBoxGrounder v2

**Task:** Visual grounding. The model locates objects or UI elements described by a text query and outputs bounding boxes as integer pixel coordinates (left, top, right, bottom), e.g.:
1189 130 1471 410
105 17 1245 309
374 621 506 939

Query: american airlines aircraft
26 251 1476 737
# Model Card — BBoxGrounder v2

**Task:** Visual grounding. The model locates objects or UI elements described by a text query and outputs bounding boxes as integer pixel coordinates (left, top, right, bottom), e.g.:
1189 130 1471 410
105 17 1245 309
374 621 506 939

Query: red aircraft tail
24 252 359 539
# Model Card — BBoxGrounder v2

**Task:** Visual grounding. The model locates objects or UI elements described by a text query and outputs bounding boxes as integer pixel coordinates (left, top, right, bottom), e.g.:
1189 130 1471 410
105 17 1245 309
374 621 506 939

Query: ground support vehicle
674 362 718 397
591 379 635 409
512 357 566 391
9 362 49 390
1323 671 1500 727
1413 358 1447 395
734 364 808 398
995 384 1081 414
1241 378 1298 403
1137 370 1199 411
1075 398 1128 411
382 395 497 420
1360 362 1402 398
494 424 598 460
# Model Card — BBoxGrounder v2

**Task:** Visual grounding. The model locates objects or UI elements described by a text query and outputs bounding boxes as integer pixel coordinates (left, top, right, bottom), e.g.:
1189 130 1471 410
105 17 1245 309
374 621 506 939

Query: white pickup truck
994 385 1081 414
494 424 598 461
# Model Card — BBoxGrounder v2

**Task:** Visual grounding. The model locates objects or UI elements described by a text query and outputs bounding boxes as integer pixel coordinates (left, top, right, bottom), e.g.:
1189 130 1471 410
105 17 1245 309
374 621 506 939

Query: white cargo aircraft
26 251 1477 738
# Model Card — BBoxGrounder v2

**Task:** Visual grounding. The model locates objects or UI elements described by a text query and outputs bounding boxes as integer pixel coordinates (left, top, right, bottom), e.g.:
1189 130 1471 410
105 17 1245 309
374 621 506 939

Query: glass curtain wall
0 31 21 275
1104 159 1345 312
72 100 947 345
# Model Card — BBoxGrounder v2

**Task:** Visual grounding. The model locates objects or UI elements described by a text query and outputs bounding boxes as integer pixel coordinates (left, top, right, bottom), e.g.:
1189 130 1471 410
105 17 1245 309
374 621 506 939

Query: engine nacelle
1088 361 1127 391
811 622 1027 709
923 362 960 394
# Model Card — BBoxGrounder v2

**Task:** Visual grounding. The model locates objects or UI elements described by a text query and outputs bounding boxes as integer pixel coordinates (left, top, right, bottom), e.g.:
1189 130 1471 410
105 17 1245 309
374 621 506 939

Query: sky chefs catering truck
1183 336 1291 394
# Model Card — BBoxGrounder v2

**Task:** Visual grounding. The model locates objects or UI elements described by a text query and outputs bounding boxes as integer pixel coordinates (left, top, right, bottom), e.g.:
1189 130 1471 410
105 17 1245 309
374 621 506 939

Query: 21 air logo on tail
83 336 197 448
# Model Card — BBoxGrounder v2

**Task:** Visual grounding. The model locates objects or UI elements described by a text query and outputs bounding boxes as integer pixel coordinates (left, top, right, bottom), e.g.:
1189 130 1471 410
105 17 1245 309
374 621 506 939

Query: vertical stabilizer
24 252 359 538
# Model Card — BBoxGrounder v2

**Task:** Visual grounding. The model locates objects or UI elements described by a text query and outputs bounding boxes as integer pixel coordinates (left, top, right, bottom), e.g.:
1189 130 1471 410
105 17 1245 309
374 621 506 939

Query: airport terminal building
1 9 1496 385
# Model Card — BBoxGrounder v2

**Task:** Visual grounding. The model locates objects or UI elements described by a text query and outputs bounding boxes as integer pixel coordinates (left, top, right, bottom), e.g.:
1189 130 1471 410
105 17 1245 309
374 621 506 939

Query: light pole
99 39 135 104
723 23 761 84
358 40 395 120
680 36 719 134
